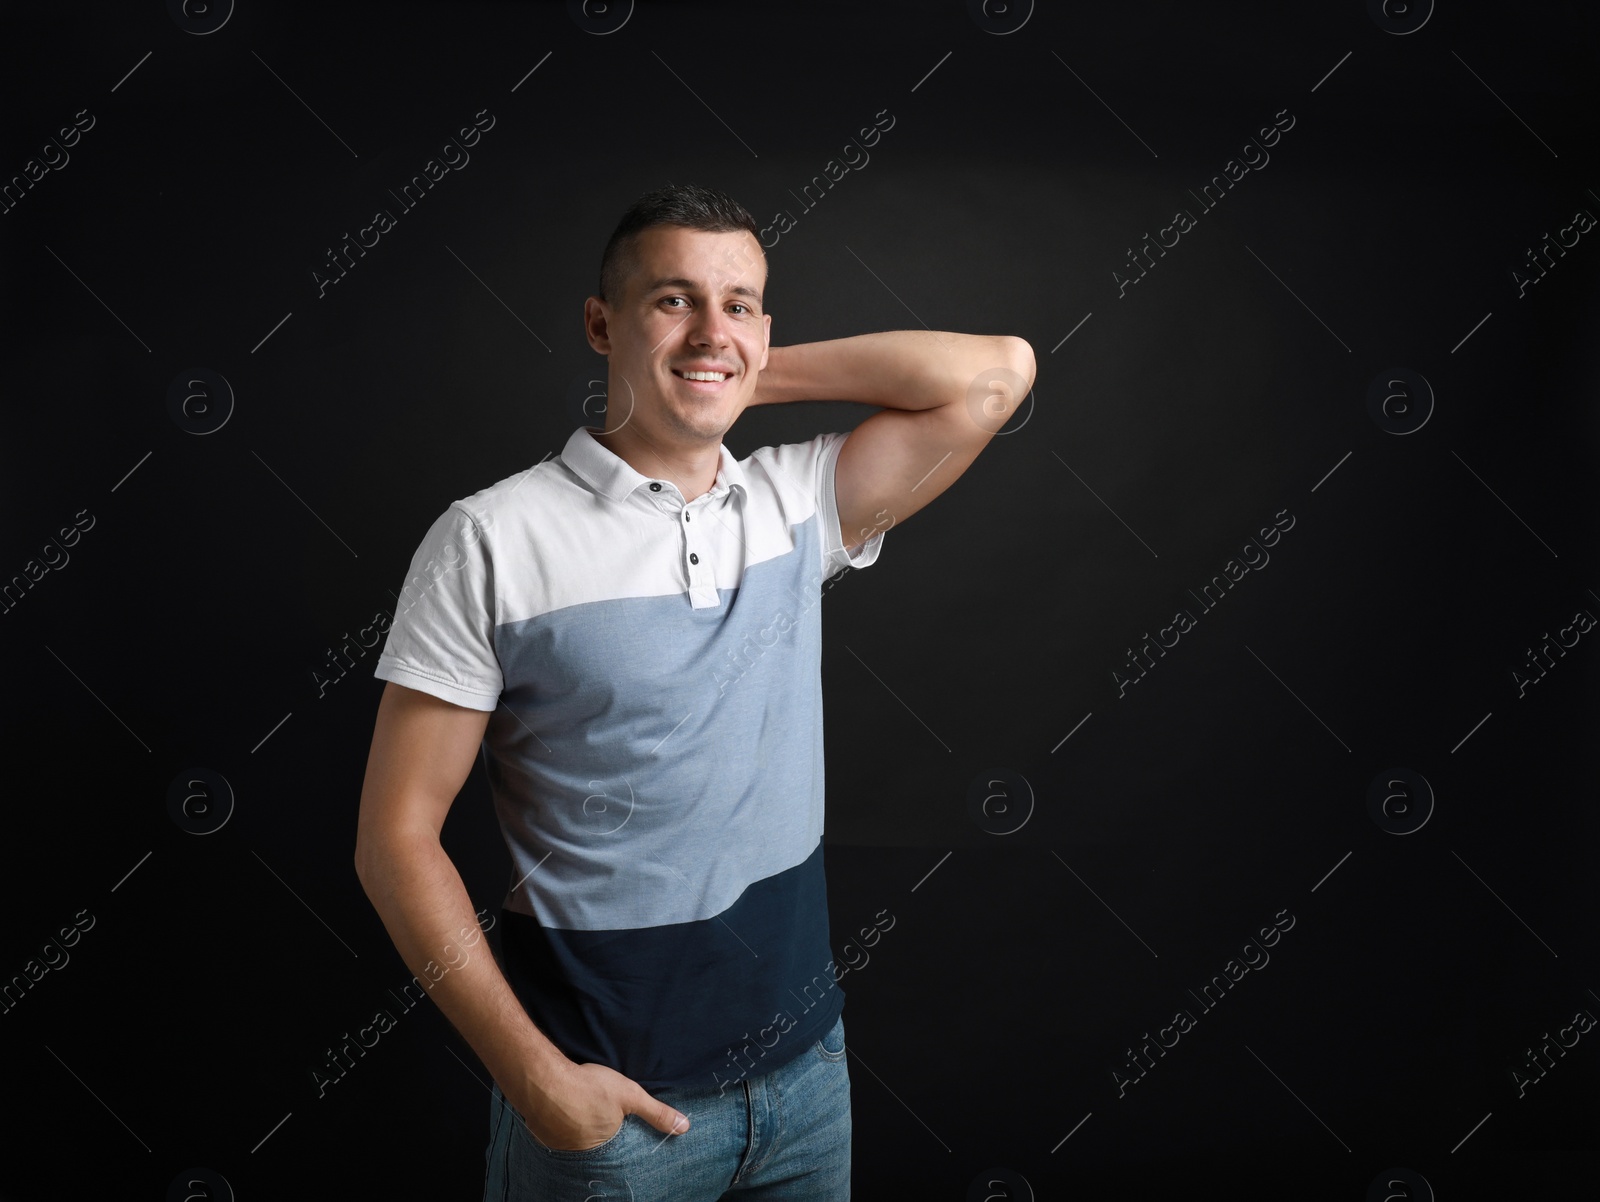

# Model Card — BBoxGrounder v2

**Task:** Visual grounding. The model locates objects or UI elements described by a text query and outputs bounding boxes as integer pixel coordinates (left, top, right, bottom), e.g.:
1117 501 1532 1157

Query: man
355 183 1034 1199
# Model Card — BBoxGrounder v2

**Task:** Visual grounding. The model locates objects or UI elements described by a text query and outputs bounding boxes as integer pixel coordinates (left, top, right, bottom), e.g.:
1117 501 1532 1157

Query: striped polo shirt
373 424 884 1090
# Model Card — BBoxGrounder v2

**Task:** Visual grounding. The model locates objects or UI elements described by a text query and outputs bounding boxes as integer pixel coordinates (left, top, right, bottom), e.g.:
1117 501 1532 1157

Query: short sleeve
815 430 886 579
373 503 502 711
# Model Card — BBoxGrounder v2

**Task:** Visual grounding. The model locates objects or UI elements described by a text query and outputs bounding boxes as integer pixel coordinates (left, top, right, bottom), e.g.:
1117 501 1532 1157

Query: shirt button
649 482 662 492
689 553 699 564
684 511 690 521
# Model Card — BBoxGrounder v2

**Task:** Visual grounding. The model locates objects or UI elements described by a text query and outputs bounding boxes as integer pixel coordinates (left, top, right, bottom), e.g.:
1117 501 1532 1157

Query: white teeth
680 370 727 381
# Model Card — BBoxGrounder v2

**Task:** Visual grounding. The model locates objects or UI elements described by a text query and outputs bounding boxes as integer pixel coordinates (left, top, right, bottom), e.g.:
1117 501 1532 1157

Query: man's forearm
749 330 1030 411
357 829 566 1109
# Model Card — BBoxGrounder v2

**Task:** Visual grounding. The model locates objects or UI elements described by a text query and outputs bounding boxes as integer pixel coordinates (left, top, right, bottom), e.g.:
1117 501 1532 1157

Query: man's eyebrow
642 276 763 304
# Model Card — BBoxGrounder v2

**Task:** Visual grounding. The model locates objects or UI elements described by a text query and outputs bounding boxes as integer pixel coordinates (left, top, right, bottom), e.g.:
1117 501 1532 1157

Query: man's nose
687 304 731 346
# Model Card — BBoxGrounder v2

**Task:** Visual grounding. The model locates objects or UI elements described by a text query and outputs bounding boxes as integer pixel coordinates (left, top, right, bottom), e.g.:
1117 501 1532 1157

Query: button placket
684 502 702 571
683 496 720 608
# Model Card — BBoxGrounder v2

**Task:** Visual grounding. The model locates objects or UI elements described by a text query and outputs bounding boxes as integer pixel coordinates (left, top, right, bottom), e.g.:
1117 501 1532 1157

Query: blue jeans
483 1013 851 1200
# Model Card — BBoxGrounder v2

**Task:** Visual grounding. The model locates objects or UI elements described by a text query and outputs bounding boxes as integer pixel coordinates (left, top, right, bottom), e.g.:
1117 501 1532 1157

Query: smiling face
584 224 771 448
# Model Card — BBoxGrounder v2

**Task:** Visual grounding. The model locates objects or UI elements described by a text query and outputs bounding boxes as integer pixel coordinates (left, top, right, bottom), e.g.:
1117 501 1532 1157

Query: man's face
585 225 771 446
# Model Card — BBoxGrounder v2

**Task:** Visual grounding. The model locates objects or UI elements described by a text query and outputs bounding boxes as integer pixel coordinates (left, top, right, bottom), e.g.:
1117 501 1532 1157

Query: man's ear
583 296 612 355
759 312 771 372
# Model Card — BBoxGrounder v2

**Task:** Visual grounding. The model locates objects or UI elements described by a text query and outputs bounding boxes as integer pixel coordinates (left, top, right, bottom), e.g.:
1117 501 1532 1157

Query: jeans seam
498 1121 510 1202
731 1076 757 1185
490 1088 512 1202
751 1069 784 1176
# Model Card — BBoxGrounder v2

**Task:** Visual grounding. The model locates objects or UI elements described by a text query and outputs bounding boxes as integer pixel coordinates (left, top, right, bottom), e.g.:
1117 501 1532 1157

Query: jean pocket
814 1014 846 1062
541 1114 631 1159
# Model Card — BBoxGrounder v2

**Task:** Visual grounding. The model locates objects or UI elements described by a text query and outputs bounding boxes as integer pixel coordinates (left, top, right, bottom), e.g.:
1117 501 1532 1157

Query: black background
1 1 1597 1198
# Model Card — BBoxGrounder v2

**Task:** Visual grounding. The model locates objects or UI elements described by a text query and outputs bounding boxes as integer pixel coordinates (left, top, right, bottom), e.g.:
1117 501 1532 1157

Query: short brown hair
598 183 763 304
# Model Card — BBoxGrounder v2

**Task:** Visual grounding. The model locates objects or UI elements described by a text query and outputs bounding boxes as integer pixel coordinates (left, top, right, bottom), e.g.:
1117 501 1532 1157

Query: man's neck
591 425 721 503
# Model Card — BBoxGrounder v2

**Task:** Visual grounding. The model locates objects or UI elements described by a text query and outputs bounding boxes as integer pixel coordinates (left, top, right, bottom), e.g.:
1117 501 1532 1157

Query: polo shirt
373 424 885 1090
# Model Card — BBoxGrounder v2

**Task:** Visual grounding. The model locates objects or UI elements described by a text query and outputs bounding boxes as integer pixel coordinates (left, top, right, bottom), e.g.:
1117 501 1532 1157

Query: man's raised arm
746 330 1036 553
354 681 689 1150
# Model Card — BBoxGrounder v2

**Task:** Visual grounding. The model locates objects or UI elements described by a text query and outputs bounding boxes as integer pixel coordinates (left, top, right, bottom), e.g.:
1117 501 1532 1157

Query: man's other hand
522 1060 690 1151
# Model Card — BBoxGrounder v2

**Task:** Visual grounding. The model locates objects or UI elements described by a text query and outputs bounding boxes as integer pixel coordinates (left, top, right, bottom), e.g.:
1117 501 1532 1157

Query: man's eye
661 296 686 308
729 304 748 314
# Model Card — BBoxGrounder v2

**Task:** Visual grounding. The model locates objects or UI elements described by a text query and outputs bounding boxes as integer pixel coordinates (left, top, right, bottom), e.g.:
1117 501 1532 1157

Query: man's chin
675 396 746 436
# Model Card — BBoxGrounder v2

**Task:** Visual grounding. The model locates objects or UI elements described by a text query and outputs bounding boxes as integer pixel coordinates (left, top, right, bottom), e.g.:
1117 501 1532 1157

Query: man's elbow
1005 335 1037 391
355 816 444 894
354 833 379 893
353 821 398 894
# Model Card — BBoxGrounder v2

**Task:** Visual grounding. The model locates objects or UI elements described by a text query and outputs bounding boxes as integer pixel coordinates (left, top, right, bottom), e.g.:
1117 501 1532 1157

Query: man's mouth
672 369 731 383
